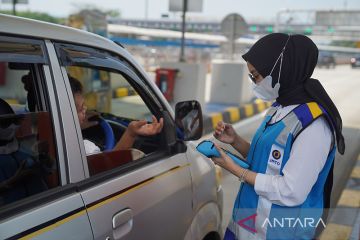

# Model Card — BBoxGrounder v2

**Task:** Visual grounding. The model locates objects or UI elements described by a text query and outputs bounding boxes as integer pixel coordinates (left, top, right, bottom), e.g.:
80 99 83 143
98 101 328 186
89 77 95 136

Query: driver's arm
113 129 136 151
113 116 163 151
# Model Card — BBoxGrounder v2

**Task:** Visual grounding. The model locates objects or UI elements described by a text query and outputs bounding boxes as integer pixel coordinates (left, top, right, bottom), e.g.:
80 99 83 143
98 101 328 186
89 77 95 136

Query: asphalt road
203 65 360 231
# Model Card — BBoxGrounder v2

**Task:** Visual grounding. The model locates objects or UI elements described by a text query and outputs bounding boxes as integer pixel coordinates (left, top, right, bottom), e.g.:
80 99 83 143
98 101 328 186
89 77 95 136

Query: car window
66 65 153 120
55 43 165 177
0 37 60 209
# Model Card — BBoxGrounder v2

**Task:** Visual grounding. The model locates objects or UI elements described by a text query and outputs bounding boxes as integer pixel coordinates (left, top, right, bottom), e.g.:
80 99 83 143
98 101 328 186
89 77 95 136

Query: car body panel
80 155 193 240
0 193 93 240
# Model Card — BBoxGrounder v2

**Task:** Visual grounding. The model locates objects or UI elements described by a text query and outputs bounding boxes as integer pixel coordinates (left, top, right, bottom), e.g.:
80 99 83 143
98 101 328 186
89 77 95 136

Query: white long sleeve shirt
254 104 333 207
84 139 101 155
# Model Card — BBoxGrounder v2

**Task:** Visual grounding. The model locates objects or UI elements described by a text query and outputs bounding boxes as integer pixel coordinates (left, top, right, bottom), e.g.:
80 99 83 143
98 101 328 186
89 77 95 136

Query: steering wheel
99 117 115 150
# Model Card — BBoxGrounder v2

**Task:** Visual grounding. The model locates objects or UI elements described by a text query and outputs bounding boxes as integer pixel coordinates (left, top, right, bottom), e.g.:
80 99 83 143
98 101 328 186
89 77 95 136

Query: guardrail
203 100 272 135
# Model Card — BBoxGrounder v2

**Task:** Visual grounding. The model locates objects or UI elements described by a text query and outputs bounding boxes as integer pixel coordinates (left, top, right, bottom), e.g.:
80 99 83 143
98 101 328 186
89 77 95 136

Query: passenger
211 33 345 239
0 99 48 206
21 72 36 112
68 76 163 155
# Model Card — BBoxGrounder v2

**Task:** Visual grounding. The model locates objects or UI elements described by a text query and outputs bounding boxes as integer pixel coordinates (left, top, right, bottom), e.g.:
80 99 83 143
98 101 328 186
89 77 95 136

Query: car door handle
112 208 133 239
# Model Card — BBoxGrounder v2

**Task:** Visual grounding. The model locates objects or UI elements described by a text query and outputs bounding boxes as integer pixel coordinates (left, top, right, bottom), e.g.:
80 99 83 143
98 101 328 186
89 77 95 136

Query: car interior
0 62 60 208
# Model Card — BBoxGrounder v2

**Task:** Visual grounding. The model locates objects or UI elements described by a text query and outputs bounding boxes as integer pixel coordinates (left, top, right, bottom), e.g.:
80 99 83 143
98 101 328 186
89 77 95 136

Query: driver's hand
81 110 100 130
128 115 164 137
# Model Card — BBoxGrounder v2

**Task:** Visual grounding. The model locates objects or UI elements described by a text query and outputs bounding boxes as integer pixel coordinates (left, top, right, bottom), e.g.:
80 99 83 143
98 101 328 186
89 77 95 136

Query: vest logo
270 158 281 166
237 213 257 233
272 150 281 160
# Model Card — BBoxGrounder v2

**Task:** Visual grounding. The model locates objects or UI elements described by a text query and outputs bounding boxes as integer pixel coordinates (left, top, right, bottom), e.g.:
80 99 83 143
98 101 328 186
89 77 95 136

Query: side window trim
42 65 68 185
60 66 89 177
0 35 48 64
31 64 47 111
44 40 86 183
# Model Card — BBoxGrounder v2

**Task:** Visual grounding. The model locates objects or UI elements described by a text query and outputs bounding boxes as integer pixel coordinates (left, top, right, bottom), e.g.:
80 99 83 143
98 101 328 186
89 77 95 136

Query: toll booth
155 68 178 102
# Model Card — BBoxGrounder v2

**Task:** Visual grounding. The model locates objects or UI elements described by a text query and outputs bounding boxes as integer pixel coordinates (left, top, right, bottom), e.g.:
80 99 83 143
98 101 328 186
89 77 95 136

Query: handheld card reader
196 140 250 169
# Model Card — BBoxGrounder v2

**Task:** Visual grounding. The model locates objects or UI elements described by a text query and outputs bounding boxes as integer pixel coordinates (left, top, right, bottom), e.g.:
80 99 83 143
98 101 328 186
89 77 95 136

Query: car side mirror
175 100 203 141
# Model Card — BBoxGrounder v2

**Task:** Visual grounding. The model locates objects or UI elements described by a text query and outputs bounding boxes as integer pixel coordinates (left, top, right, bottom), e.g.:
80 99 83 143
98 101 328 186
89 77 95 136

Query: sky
0 0 359 22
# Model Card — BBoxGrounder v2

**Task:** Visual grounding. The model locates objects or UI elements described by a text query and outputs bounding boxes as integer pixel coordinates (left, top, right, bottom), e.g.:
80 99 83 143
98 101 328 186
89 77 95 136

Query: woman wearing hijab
211 33 345 239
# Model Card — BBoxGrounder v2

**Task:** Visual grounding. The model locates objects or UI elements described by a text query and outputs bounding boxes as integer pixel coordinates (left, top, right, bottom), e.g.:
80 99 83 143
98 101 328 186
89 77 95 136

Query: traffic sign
169 0 203 12
221 13 248 41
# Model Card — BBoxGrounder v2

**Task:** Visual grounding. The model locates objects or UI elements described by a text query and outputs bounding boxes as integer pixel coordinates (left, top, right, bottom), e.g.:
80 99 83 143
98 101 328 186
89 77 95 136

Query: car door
53 42 193 240
0 36 93 239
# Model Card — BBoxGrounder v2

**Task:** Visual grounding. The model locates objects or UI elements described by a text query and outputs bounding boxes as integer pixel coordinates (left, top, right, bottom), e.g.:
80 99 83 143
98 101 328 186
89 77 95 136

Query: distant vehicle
350 55 360 68
317 51 336 68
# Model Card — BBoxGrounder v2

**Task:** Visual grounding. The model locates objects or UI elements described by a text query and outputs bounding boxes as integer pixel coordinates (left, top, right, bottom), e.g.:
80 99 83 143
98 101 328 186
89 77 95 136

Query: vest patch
272 150 281 160
267 145 284 174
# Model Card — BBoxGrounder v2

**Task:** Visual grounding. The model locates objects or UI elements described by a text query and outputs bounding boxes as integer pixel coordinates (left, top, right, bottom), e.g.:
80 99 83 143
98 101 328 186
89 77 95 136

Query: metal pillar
179 0 188 62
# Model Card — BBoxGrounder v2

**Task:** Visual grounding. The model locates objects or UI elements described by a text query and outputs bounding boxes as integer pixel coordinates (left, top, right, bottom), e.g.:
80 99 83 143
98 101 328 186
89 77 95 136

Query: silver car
0 14 222 240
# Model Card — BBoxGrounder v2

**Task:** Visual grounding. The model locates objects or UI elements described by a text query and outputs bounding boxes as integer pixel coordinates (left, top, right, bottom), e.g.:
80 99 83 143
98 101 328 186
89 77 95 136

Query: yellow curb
351 166 360 179
337 189 360 208
256 101 266 113
319 223 352 240
226 107 240 123
5 99 19 104
116 88 129 98
211 113 223 130
244 104 254 117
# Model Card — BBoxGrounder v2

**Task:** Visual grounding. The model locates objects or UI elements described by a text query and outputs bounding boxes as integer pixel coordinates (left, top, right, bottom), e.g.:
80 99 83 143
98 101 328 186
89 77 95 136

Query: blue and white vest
224 102 336 240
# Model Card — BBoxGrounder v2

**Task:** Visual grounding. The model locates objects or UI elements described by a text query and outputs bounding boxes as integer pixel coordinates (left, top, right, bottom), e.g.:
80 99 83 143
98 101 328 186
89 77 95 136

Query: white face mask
251 75 280 101
250 35 290 101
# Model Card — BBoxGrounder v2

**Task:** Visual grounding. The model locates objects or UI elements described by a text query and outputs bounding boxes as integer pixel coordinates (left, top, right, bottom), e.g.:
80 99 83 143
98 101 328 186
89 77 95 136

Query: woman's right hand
213 121 237 144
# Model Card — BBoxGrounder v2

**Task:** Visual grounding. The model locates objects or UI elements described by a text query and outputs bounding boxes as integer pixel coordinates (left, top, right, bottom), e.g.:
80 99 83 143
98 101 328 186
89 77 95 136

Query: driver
69 76 164 155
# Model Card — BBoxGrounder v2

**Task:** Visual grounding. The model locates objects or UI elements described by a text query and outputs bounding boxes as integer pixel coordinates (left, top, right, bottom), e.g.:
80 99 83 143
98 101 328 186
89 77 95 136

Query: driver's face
74 93 87 126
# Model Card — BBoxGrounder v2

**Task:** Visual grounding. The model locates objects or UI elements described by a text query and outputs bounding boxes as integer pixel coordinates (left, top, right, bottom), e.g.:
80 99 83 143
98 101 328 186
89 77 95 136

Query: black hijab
242 33 345 154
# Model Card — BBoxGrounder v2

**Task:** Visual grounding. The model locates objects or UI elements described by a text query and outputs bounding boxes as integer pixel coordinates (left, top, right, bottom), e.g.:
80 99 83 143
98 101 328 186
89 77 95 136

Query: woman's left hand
212 144 236 171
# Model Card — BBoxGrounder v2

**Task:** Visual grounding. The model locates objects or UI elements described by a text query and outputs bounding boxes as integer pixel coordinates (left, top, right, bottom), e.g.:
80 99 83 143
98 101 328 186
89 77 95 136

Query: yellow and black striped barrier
5 99 19 104
319 154 360 240
203 100 272 135
113 87 137 98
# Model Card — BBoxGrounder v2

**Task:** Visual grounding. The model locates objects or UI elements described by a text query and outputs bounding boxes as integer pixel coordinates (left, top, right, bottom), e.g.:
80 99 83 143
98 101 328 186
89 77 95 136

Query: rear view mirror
175 100 203 141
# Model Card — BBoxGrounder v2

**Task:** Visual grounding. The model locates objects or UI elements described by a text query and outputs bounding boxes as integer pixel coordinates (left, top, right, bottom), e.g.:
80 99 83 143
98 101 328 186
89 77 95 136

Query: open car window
55 43 165 177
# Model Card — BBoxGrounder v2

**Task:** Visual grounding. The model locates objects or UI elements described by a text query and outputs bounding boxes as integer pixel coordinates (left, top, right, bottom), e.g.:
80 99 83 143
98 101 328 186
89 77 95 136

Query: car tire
203 232 221 240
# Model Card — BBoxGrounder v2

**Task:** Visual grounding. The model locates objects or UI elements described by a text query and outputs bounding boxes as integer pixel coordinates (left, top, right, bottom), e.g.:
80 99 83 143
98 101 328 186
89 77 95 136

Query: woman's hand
213 121 238 144
212 144 257 185
211 144 236 171
128 115 164 137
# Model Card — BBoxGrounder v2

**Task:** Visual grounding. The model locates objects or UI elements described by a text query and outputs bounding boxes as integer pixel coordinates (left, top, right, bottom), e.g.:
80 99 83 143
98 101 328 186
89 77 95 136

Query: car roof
0 14 174 115
0 14 125 55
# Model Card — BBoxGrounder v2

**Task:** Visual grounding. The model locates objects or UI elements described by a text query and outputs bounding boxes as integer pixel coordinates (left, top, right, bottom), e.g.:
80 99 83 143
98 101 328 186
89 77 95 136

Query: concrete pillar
160 62 206 109
209 60 252 105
